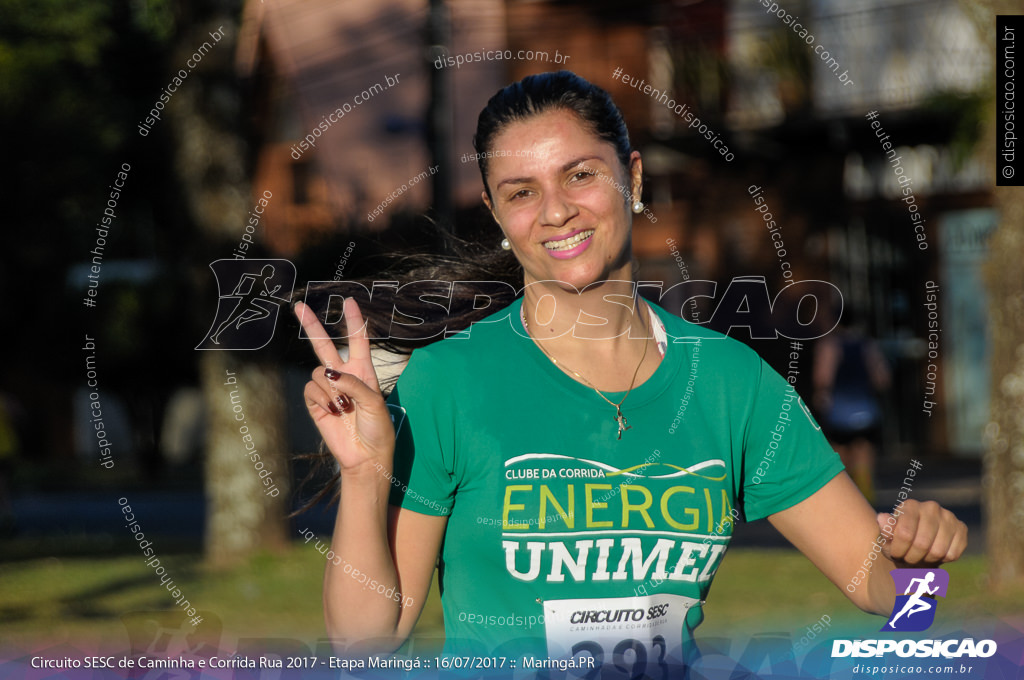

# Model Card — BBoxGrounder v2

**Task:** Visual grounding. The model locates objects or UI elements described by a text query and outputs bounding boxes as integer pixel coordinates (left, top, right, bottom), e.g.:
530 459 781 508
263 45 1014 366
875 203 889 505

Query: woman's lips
543 229 595 257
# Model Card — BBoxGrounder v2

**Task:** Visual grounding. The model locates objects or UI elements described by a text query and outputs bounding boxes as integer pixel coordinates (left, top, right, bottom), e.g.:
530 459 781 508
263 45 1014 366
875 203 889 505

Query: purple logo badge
882 569 949 632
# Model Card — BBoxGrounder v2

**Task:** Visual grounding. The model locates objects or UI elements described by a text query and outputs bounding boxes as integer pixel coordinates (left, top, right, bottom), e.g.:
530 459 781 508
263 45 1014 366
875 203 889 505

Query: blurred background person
813 309 891 503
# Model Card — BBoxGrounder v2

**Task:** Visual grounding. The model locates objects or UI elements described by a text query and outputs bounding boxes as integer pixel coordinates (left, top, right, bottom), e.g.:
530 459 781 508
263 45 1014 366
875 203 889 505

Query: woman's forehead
488 110 617 171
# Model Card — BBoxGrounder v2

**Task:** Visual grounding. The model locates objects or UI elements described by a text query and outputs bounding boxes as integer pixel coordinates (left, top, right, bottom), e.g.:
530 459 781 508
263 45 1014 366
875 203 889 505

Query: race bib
542 594 697 679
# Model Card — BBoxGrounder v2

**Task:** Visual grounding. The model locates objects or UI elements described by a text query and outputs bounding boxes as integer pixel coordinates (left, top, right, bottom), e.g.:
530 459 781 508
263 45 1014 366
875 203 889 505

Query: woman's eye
508 189 531 201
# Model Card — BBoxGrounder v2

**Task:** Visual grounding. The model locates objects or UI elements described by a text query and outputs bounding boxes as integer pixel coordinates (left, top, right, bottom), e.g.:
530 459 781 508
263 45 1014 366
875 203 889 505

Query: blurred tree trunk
201 354 289 564
164 12 290 566
963 1 1024 589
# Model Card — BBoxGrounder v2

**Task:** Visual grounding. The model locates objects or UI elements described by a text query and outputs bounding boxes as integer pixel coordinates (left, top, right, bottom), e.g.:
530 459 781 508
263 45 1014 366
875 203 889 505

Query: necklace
521 302 653 440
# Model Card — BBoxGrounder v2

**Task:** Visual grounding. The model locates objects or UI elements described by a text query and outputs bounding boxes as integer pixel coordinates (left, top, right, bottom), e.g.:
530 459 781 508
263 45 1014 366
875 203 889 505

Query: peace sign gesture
294 298 396 471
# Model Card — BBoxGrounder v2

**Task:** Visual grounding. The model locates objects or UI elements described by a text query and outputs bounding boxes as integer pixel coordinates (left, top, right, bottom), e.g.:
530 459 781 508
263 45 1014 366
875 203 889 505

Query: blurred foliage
762 28 813 114
920 89 990 170
0 0 174 290
129 0 177 43
0 0 176 159
0 0 213 467
0 0 113 114
674 42 730 117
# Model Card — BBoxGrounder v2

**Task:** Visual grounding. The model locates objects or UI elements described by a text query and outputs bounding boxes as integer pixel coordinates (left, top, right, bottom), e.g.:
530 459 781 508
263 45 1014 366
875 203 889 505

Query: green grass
0 541 1018 650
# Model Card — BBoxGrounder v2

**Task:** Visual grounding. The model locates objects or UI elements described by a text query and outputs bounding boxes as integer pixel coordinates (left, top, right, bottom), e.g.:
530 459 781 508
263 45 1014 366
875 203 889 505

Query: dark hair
474 70 634 197
296 235 522 369
293 71 633 511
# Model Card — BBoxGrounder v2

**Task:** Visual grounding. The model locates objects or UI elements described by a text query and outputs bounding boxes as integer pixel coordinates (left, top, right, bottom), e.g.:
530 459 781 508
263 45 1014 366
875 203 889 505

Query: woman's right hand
294 298 395 471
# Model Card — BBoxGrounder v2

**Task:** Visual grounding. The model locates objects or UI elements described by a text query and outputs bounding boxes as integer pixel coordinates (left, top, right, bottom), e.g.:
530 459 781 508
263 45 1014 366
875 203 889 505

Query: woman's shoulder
402 299 522 372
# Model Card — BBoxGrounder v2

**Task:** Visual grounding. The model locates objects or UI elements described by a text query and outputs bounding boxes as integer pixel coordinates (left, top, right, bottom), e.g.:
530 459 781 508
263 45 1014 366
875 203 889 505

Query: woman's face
482 109 642 292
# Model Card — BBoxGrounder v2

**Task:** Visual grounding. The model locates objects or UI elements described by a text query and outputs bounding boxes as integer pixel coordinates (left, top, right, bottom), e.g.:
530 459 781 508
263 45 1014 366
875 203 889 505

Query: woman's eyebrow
495 156 604 190
561 155 603 172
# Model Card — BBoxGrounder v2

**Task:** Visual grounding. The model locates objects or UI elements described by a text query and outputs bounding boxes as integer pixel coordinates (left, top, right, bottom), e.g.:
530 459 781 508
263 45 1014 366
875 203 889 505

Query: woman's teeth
544 230 594 251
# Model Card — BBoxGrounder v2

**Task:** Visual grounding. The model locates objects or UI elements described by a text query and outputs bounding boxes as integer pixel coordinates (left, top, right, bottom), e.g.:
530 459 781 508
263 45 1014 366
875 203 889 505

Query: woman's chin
523 243 633 291
526 267 620 293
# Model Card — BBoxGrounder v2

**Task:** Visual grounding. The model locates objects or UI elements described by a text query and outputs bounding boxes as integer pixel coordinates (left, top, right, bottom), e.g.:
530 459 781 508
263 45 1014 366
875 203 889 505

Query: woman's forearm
863 549 898 616
323 461 403 650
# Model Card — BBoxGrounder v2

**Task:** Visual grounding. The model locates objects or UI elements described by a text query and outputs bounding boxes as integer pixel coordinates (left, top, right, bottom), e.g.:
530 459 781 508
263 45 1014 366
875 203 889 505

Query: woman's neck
520 278 660 392
520 278 650 345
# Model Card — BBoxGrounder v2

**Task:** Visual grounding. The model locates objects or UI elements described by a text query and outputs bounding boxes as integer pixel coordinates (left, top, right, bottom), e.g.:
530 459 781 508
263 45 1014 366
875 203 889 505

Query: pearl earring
632 200 644 214
501 238 511 250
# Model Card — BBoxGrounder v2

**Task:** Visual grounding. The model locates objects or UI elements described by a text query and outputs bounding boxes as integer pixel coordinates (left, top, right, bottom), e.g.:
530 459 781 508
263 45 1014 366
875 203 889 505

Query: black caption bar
997 15 1024 186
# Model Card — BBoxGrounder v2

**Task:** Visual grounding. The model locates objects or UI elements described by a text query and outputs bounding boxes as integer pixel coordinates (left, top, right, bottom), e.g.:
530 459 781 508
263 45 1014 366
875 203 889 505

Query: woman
813 311 892 503
293 71 966 670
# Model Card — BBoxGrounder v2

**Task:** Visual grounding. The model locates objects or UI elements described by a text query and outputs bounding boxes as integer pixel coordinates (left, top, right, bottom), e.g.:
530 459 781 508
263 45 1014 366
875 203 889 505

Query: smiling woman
292 71 967 672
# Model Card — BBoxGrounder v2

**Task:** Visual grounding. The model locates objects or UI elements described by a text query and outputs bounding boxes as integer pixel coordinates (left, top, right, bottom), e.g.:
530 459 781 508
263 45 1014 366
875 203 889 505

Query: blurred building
235 0 993 458
727 0 991 458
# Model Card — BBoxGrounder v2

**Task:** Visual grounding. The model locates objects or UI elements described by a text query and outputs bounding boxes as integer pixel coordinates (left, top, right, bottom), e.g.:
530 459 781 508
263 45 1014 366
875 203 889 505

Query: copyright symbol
1003 165 1015 179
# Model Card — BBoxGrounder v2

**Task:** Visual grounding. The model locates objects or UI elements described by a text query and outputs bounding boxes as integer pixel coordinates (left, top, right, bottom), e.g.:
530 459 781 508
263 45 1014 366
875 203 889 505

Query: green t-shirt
387 298 843 668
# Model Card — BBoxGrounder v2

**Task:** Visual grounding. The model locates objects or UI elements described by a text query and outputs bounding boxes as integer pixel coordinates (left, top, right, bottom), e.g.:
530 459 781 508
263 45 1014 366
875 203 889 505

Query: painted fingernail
325 368 342 381
336 394 353 413
326 400 341 415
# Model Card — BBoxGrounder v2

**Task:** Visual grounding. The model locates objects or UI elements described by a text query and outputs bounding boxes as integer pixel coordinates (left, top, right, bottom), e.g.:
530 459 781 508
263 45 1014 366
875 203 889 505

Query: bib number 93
571 635 668 680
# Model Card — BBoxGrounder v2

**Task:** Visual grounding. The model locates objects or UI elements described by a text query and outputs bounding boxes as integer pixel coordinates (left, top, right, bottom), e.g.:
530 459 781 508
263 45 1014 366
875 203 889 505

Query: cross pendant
614 407 631 440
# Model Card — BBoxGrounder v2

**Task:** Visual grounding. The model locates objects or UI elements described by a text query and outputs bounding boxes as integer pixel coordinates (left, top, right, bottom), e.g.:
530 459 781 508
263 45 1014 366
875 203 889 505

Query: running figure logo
882 568 949 632
196 259 296 350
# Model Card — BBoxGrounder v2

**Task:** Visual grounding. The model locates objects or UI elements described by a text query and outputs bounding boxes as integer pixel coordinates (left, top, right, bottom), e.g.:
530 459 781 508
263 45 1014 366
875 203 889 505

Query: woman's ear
629 151 644 203
482 190 498 224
